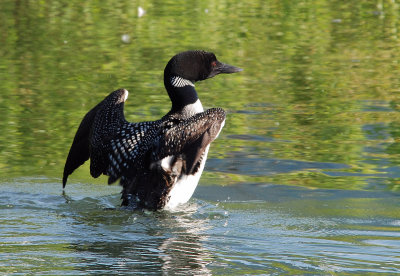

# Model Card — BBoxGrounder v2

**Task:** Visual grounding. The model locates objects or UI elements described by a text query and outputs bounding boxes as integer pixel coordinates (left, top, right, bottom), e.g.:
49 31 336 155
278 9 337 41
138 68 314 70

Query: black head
164 50 242 83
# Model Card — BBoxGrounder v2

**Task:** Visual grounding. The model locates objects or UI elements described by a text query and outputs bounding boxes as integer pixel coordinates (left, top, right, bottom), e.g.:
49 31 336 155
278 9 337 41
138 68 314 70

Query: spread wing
62 106 95 187
62 89 128 187
155 107 226 174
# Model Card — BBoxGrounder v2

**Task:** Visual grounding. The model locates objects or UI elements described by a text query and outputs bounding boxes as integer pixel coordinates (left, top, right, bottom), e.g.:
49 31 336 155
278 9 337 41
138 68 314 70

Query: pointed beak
218 62 243 74
208 61 243 78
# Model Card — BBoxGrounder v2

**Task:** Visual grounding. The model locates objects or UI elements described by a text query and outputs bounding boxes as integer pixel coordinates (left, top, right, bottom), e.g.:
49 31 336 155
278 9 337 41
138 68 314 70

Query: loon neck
165 76 201 115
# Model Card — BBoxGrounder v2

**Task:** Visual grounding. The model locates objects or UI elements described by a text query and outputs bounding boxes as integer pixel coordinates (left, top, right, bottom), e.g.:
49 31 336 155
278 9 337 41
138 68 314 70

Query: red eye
211 61 217 67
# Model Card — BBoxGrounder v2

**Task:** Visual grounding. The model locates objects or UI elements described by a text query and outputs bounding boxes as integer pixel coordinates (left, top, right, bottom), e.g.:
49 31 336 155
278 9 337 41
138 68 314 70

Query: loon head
164 50 242 112
164 50 242 85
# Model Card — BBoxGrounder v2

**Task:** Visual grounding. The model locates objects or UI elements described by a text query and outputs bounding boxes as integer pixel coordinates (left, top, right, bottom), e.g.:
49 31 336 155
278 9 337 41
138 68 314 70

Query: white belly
161 100 225 210
165 146 210 210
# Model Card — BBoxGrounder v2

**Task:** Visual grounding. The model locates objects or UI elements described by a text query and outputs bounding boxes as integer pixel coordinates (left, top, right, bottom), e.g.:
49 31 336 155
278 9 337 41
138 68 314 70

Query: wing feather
62 101 102 187
62 89 128 187
105 120 160 184
154 108 226 174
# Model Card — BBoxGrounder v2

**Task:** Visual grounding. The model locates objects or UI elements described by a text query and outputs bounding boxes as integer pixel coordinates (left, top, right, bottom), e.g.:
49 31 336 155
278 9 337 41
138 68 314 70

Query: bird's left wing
62 89 128 187
154 107 226 174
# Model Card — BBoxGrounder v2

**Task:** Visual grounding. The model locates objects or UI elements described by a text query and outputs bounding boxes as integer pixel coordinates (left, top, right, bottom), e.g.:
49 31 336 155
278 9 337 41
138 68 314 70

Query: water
1 0 400 275
2 180 399 275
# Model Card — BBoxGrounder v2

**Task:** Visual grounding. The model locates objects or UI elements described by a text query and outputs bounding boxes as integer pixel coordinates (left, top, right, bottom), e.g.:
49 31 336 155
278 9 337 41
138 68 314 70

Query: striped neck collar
170 76 195 88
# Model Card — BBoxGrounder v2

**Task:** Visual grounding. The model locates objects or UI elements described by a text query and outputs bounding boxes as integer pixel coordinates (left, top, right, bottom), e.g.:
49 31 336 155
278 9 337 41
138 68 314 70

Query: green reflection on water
1 0 400 192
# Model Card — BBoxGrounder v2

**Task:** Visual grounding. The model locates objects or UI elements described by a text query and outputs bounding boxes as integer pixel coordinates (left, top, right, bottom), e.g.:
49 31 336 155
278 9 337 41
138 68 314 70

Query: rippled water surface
1 0 400 275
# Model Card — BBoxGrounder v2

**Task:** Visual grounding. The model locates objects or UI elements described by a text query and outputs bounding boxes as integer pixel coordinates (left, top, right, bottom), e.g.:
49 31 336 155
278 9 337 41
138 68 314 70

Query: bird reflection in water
158 203 212 275
65 198 212 275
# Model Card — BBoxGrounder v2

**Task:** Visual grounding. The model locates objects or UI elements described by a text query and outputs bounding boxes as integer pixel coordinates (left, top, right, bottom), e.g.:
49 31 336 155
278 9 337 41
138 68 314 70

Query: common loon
62 50 242 210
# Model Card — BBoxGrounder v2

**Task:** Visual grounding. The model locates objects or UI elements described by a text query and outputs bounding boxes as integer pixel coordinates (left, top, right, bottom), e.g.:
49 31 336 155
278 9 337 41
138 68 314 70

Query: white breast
165 146 210 210
182 99 204 117
162 100 225 209
165 118 225 209
164 99 205 209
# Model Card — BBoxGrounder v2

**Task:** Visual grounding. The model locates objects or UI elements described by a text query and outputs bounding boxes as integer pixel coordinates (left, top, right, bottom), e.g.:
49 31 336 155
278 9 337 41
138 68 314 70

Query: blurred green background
1 0 400 191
